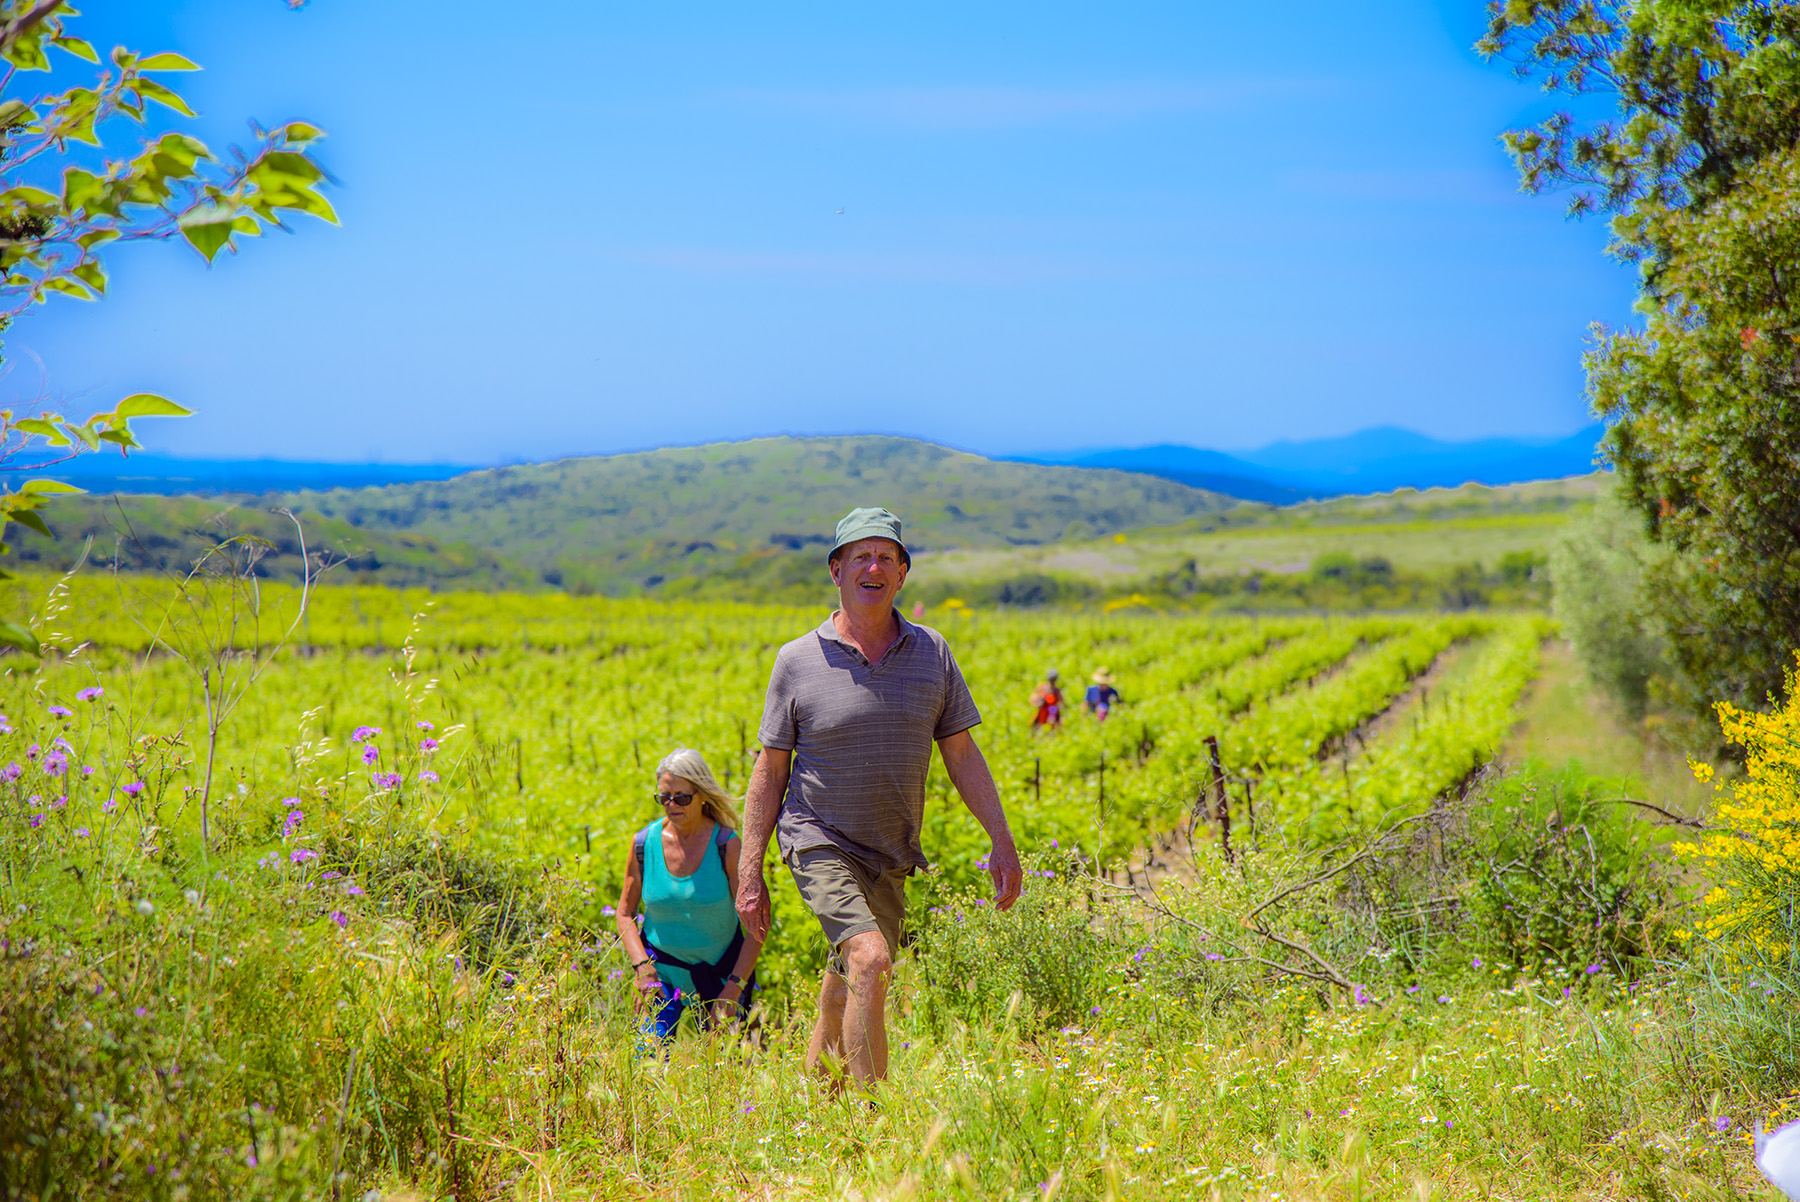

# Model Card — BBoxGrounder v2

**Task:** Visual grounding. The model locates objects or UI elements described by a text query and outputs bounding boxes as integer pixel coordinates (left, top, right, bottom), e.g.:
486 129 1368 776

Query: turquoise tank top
640 818 740 995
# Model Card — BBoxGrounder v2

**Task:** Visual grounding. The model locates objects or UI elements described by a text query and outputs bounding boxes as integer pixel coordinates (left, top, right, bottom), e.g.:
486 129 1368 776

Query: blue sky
9 0 1636 464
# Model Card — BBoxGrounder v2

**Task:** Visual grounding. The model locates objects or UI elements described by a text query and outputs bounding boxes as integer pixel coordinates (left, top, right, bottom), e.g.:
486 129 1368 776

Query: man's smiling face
830 537 908 614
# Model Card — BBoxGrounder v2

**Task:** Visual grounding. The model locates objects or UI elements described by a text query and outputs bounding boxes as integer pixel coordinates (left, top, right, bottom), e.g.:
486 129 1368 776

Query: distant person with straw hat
1085 668 1121 722
736 506 1024 1091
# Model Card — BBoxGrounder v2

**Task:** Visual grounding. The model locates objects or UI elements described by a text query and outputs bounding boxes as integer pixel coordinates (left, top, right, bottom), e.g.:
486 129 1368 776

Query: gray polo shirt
758 610 982 874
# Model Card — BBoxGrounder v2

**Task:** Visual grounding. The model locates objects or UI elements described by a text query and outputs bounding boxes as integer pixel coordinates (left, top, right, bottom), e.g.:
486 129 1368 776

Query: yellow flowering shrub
1675 655 1800 946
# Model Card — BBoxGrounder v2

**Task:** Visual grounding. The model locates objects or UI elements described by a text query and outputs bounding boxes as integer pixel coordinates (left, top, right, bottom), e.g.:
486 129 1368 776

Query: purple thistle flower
417 720 435 731
329 911 348 929
24 744 37 760
361 745 379 766
1354 984 1371 1006
1406 985 1420 994
373 771 402 790
101 798 117 814
80 766 94 777
1472 957 1482 969
418 769 439 784
282 809 304 838
27 813 41 829
290 848 317 865
1712 1116 1731 1132
1437 995 1452 1004
343 884 365 897
1585 964 1602 975
134 1007 147 1018
77 687 103 702
2 762 20 782
321 871 340 881
49 794 66 809
74 826 89 839
122 782 145 796
351 725 381 743
419 737 439 754
46 706 71 718
41 751 67 777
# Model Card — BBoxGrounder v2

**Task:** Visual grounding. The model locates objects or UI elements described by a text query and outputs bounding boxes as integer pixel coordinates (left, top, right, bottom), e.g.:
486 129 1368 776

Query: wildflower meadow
0 568 1791 1200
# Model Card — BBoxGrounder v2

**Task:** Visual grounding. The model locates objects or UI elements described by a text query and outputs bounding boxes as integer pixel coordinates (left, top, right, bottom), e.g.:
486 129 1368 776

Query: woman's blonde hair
655 747 741 831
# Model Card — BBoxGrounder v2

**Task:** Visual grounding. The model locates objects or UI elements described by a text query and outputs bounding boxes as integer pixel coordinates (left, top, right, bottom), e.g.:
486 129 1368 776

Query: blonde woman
616 748 762 1042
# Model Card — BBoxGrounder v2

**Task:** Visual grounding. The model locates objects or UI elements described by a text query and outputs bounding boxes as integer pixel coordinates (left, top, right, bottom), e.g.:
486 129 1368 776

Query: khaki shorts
786 846 908 976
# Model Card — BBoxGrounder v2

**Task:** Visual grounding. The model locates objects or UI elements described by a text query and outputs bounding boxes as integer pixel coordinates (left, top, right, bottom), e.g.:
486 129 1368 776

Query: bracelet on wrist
723 973 745 988
632 958 653 971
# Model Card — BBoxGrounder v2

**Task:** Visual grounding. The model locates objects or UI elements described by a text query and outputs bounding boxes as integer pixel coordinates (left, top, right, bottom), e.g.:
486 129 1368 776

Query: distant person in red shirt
1029 669 1064 730
1085 668 1121 722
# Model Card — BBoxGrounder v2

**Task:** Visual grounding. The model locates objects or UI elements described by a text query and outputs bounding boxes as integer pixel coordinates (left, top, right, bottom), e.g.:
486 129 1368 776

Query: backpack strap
714 822 735 871
634 819 659 871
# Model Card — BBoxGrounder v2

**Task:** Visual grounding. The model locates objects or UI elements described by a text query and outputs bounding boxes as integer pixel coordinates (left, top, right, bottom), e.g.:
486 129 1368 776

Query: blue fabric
639 818 739 996
636 978 756 1053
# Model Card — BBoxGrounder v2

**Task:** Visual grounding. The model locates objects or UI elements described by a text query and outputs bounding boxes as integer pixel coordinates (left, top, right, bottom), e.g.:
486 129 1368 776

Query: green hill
280 436 1234 595
10 436 1232 597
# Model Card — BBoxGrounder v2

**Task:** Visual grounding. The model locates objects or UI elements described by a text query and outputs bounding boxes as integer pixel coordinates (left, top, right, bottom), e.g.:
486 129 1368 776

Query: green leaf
70 261 104 295
14 418 68 445
133 78 196 118
62 422 99 450
42 277 93 301
135 52 201 72
178 209 237 262
0 185 57 208
113 394 193 419
0 621 41 657
283 121 325 143
51 35 100 64
0 99 33 127
9 509 51 538
255 151 324 185
75 229 118 251
98 428 139 449
20 479 85 495
61 167 103 213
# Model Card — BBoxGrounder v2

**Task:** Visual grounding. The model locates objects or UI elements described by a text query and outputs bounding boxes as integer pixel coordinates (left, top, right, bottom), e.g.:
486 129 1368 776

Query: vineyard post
1097 749 1105 806
1206 735 1232 863
1033 757 1041 802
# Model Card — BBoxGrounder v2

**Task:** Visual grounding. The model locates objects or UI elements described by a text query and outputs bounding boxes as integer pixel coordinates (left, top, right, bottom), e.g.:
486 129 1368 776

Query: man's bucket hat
1092 667 1115 685
829 506 911 567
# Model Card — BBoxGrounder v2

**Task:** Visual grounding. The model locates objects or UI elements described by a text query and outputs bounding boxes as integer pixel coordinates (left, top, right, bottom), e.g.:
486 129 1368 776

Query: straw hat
1091 668 1115 685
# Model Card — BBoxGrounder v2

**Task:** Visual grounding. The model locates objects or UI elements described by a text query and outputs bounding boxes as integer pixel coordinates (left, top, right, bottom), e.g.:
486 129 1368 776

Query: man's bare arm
734 746 791 942
938 728 1024 910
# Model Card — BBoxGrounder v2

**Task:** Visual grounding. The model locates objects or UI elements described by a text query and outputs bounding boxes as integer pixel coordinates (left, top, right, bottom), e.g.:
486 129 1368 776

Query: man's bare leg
807 970 849 1082
839 930 892 1086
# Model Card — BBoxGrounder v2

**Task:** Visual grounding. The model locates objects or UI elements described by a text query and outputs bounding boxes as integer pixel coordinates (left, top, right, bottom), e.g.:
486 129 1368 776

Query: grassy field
0 565 1789 1200
921 476 1598 586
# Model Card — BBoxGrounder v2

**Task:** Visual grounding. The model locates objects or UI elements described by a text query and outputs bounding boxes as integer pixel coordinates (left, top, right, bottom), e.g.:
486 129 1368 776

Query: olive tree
1484 0 1800 712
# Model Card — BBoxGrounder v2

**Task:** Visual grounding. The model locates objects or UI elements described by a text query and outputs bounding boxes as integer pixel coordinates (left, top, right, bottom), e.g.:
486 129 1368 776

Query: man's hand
736 871 773 943
988 839 1024 911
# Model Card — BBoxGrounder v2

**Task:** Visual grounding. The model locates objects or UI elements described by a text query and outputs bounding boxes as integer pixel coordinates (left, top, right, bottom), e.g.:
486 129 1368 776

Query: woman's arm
717 835 764 1014
614 843 661 1009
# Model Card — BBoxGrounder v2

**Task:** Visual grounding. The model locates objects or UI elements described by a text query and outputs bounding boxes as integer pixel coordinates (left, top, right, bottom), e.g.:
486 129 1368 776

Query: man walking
735 506 1024 1088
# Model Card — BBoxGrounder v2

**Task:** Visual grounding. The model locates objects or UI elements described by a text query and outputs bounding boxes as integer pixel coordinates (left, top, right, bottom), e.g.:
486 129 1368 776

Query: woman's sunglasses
655 791 696 806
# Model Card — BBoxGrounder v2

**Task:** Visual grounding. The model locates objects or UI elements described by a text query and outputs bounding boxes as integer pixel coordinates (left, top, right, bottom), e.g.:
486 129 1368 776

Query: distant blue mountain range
18 426 1606 505
1018 424 1606 502
25 454 475 495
